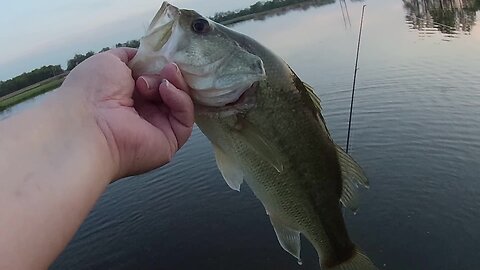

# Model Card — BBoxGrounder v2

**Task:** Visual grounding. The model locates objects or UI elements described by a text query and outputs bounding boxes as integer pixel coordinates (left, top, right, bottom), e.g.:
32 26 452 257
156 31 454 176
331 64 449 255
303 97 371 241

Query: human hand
61 48 194 179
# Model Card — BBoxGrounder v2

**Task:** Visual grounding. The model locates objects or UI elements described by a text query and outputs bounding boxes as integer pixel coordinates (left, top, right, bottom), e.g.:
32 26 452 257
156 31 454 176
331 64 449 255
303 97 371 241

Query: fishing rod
346 5 366 154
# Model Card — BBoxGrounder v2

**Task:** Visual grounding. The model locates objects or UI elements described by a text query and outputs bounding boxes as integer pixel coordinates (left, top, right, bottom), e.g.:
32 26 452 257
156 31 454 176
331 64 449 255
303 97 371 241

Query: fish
129 2 377 269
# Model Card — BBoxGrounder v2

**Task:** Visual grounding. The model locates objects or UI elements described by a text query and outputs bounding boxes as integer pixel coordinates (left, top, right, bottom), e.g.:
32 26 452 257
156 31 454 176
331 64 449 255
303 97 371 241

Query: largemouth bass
130 2 376 269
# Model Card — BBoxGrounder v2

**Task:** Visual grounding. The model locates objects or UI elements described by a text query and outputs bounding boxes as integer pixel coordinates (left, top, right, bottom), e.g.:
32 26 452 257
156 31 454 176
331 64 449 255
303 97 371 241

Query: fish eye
192 18 210 34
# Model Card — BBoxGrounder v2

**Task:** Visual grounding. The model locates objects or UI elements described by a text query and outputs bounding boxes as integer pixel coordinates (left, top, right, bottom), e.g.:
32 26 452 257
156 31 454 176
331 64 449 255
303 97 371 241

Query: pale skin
0 48 194 269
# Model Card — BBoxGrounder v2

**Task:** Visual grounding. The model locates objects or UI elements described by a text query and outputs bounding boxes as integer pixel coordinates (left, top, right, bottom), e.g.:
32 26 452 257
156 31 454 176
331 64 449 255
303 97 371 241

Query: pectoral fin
336 145 369 212
234 118 284 173
269 216 301 263
213 145 244 191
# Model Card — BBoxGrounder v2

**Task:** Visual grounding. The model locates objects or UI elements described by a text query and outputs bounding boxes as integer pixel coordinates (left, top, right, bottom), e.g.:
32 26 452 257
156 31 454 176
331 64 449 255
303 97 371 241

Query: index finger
107 48 138 64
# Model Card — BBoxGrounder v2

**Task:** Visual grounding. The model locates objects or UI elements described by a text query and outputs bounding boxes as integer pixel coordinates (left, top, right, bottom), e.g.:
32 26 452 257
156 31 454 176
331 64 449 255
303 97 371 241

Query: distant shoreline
0 74 67 111
0 72 67 102
219 0 332 25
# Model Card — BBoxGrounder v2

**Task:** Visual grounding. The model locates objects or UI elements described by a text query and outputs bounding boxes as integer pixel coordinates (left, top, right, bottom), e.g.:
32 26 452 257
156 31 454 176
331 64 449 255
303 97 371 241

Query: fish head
129 2 267 107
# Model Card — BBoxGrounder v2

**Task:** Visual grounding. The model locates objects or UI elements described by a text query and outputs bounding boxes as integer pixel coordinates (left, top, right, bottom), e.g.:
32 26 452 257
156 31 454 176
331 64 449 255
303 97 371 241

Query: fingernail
140 77 150 89
162 79 170 87
172 63 180 73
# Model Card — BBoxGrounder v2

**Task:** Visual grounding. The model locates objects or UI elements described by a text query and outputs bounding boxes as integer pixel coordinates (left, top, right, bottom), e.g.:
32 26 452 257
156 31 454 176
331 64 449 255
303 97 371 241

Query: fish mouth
148 2 179 34
224 82 257 106
190 72 264 107
194 82 259 114
128 2 179 76
146 2 179 47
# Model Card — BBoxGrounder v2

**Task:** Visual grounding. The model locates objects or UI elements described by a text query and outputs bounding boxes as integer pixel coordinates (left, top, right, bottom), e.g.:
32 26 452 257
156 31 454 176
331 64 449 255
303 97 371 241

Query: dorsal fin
289 67 323 115
303 81 322 112
288 66 368 211
288 67 332 137
336 144 369 212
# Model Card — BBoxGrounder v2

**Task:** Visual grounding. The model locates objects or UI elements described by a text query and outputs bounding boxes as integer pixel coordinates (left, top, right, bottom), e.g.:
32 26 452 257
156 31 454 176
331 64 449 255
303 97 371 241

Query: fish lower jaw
193 83 258 115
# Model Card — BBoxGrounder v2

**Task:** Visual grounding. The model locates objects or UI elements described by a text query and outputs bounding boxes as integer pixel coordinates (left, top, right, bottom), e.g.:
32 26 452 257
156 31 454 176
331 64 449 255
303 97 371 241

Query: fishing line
346 5 366 154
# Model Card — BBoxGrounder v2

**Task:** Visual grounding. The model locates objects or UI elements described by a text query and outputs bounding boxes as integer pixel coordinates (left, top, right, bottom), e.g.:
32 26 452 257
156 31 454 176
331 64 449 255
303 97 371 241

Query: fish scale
198 62 351 262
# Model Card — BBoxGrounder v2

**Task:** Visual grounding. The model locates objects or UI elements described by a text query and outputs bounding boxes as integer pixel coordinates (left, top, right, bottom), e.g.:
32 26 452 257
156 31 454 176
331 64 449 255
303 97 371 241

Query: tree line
0 65 64 97
210 0 331 22
0 40 140 97
66 40 140 70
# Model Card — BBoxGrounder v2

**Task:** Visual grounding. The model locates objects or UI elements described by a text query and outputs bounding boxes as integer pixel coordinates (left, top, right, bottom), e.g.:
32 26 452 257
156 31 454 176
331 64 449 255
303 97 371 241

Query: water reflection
228 0 336 25
340 0 353 28
404 0 479 39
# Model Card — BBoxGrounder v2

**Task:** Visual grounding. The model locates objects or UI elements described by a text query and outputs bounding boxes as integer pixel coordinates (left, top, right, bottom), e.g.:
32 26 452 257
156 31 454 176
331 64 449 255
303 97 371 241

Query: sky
0 0 259 81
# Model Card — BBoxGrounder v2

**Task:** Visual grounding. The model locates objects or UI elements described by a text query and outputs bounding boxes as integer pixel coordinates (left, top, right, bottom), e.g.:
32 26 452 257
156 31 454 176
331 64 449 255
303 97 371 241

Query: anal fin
213 145 243 191
269 216 301 263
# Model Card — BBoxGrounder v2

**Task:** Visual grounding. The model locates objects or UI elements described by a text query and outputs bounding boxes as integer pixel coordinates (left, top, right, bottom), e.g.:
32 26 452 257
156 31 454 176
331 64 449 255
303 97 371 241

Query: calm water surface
36 0 480 269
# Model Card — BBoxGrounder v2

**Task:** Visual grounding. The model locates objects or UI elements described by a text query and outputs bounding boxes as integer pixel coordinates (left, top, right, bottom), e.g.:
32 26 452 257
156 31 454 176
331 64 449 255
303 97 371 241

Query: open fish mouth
128 2 179 76
191 71 265 107
194 82 259 114
145 2 179 50
224 82 258 107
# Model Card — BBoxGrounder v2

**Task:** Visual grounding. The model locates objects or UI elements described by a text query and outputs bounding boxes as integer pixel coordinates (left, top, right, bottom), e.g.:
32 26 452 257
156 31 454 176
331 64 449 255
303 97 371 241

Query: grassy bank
0 78 64 112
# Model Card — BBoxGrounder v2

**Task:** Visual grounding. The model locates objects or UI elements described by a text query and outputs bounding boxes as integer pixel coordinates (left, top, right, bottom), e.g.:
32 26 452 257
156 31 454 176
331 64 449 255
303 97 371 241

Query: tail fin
327 249 378 270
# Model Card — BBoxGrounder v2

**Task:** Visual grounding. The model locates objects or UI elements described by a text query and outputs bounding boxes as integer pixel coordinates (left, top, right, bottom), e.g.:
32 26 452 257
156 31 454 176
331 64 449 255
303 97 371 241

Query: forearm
0 88 115 269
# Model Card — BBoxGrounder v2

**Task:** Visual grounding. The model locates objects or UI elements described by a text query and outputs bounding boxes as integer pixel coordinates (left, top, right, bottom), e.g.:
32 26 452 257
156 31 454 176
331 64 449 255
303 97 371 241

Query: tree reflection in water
403 0 480 40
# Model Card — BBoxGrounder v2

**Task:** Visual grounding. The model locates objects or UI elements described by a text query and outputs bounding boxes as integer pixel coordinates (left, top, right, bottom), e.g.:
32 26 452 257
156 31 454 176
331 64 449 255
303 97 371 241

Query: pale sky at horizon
0 0 259 81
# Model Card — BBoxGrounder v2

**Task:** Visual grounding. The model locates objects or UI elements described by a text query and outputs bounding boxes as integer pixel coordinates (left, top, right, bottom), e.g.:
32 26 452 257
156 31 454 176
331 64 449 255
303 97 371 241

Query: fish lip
194 82 260 114
215 72 266 88
145 2 179 47
147 2 179 34
224 87 251 106
129 2 179 77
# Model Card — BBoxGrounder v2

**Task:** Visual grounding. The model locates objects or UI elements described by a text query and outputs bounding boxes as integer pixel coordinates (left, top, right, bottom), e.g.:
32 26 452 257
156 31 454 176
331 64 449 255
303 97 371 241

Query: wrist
47 86 120 182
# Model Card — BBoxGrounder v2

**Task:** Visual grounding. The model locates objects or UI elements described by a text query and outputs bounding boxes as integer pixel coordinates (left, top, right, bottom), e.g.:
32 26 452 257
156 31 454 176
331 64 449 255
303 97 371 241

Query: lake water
17 0 477 269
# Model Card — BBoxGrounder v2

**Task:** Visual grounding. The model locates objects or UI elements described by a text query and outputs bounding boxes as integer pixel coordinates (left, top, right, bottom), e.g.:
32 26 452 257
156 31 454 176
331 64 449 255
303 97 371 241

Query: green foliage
0 78 64 111
66 51 95 71
115 40 140 48
99 47 111 53
0 65 64 97
210 0 331 22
